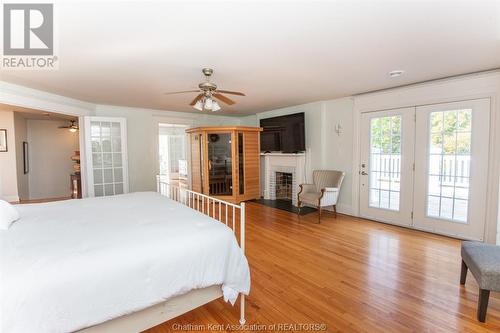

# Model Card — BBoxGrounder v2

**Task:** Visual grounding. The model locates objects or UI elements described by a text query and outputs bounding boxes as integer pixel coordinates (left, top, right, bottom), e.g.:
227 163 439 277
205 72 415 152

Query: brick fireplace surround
261 153 306 207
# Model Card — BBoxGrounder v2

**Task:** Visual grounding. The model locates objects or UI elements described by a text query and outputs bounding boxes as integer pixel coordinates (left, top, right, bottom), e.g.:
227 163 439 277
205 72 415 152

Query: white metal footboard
156 176 247 325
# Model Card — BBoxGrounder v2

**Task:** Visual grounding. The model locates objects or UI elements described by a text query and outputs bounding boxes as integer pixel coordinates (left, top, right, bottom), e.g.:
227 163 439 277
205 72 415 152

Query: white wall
243 97 355 214
0 110 18 202
93 105 242 193
13 113 29 200
27 119 79 199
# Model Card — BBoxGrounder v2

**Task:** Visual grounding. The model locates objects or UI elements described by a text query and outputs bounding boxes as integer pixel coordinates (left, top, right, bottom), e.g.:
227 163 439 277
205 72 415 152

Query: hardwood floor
145 202 500 333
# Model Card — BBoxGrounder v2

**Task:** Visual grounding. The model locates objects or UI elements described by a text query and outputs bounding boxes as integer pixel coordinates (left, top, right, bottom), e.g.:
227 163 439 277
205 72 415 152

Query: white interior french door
359 99 490 240
413 99 490 240
158 124 188 182
359 107 415 226
84 117 129 197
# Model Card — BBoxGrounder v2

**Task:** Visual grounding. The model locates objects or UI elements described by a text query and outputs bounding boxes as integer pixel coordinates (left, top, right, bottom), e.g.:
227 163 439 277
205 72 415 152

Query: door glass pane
113 153 122 167
103 169 113 183
101 122 111 137
93 169 103 184
115 183 124 195
208 133 232 195
426 109 471 223
111 122 121 137
104 184 114 196
94 184 104 197
369 116 401 211
103 153 112 168
114 168 123 182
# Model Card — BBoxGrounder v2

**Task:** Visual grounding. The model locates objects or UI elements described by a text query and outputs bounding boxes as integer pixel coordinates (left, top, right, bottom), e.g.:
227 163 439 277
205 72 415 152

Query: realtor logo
2 3 57 69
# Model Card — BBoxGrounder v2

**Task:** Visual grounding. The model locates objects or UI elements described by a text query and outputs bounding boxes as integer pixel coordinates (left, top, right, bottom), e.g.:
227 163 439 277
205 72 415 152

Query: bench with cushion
461 241 500 322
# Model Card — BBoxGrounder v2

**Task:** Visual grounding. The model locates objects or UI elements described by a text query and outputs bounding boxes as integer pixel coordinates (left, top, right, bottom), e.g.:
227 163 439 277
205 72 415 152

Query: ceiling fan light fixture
69 127 78 133
193 100 204 111
168 68 245 112
204 97 213 110
211 101 221 112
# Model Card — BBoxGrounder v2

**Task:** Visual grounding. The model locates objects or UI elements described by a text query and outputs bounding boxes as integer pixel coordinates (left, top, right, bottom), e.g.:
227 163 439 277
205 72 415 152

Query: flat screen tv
260 112 305 152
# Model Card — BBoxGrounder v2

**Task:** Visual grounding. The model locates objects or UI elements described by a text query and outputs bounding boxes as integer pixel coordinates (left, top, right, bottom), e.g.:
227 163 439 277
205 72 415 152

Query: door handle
360 171 368 176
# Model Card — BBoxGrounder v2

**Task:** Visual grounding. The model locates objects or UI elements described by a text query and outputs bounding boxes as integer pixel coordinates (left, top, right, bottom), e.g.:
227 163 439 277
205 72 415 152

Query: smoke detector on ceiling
389 70 405 78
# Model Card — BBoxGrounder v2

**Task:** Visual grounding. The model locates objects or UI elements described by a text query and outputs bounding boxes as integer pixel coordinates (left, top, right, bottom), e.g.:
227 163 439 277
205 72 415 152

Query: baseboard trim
322 203 353 216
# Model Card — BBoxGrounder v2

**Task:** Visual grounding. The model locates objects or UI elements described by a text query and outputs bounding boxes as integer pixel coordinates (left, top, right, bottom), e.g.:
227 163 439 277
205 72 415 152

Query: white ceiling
1 0 499 115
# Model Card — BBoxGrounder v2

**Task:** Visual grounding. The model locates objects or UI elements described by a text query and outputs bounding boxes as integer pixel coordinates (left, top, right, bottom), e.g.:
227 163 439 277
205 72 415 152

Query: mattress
0 192 250 333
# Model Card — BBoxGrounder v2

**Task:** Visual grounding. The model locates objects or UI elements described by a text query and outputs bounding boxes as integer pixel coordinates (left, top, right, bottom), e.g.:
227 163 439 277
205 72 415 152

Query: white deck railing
155 176 246 325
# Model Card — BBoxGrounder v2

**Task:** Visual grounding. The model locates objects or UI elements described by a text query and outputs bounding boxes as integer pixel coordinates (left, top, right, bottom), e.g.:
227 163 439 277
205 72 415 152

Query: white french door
359 107 415 226
413 99 490 240
84 117 129 197
359 99 490 241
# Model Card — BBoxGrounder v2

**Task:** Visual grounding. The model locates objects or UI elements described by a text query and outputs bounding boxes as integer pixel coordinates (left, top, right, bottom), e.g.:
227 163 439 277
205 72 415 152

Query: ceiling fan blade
217 90 245 96
189 93 204 106
213 93 236 105
164 90 199 95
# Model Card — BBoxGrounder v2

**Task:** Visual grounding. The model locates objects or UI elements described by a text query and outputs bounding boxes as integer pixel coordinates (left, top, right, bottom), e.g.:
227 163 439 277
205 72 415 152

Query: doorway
0 105 81 203
158 123 189 187
359 99 490 241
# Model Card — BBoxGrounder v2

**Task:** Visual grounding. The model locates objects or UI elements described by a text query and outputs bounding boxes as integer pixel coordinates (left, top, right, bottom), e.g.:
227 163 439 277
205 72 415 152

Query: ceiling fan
59 120 79 133
164 68 245 112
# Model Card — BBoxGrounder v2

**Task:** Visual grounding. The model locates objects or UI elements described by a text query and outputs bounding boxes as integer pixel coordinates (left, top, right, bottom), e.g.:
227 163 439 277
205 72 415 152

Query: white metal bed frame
79 179 246 332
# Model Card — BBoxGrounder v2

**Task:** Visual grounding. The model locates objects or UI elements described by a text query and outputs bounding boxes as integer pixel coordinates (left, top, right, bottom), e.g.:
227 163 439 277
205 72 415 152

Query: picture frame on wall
23 141 29 174
0 129 7 152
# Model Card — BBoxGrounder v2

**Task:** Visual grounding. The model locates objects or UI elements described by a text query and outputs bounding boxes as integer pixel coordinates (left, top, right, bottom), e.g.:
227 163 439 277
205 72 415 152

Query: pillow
0 200 20 230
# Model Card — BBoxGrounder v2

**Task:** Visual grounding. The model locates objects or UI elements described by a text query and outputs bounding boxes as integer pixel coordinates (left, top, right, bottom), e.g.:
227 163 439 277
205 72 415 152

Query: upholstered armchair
297 170 345 222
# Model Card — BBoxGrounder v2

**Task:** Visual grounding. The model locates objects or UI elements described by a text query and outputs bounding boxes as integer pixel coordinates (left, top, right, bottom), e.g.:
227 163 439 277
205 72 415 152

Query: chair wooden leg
297 201 301 216
478 289 490 322
318 206 322 223
460 260 467 285
333 205 337 218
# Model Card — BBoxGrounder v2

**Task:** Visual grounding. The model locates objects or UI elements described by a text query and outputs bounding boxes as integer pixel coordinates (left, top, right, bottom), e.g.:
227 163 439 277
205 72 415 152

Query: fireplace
261 153 305 207
275 172 293 200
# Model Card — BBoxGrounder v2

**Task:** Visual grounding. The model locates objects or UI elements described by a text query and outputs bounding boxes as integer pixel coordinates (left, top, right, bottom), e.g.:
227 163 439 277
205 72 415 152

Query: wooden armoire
186 126 262 203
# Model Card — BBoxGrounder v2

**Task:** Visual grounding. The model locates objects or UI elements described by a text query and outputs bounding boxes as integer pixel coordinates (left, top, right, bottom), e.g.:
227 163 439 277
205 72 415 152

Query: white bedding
0 192 250 333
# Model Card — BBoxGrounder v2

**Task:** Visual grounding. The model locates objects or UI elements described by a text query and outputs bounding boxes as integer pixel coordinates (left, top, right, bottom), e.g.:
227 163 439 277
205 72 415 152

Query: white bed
0 187 250 333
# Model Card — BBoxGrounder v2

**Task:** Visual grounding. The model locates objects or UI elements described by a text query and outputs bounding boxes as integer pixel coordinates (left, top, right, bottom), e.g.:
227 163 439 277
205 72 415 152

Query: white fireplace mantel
260 153 306 206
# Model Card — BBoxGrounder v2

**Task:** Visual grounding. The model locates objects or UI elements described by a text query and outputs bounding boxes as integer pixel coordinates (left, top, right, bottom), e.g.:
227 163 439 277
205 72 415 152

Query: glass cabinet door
207 132 232 196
